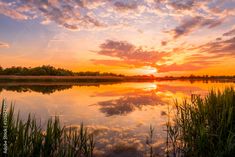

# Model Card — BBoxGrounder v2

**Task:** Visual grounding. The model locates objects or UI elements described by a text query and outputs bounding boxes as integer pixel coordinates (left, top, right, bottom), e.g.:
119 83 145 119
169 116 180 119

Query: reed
0 100 94 157
146 125 155 157
167 87 235 157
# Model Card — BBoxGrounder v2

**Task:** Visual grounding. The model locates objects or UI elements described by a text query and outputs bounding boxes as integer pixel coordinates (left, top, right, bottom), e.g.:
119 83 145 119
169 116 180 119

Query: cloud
92 59 146 67
202 37 235 56
158 36 235 73
157 35 235 73
161 40 168 46
112 1 139 11
169 16 223 39
35 1 104 30
223 28 235 36
157 62 207 72
96 40 169 64
83 124 150 157
167 0 196 11
94 37 232 73
0 0 105 30
0 42 10 48
152 0 233 40
0 2 28 20
0 0 143 30
152 0 235 17
96 91 166 116
194 37 235 58
0 0 233 33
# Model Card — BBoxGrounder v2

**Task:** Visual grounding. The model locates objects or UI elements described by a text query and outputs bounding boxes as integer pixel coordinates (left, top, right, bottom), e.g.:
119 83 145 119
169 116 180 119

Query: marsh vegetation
167 87 235 157
0 100 94 157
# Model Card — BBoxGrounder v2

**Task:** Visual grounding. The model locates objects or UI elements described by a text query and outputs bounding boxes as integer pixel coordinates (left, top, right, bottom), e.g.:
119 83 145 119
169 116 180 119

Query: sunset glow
0 0 235 76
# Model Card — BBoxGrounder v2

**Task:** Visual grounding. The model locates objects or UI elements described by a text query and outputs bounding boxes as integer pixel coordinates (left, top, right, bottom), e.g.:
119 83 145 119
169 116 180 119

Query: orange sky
0 0 235 76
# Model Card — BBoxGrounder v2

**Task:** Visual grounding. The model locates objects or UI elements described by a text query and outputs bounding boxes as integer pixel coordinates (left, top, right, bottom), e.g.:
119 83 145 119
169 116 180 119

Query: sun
141 66 158 76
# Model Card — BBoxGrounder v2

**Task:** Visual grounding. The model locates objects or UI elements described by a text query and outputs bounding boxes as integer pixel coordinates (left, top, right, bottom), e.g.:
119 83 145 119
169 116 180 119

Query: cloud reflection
96 90 166 116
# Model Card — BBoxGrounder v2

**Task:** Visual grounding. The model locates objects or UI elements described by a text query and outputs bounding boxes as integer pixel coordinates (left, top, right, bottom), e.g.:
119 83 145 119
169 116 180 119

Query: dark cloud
153 0 234 40
152 0 204 13
153 0 235 15
205 37 235 56
185 36 235 60
168 0 195 10
170 16 223 39
112 1 139 12
223 28 235 36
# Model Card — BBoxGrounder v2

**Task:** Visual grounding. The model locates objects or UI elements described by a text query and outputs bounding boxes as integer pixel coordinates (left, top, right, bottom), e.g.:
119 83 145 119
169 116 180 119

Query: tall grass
0 100 94 157
167 87 235 157
146 125 155 157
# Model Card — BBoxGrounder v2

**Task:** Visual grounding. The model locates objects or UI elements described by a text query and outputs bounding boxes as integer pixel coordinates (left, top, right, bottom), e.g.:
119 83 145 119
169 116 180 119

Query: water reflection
0 83 111 94
0 84 72 94
96 91 166 116
94 82 208 117
0 81 234 156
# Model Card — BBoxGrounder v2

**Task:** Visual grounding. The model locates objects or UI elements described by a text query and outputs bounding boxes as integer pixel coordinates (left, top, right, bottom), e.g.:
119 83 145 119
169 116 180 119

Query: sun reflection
143 83 157 91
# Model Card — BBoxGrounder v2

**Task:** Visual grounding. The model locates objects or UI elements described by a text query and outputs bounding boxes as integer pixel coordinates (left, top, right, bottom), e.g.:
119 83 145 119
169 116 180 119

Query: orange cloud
96 40 169 63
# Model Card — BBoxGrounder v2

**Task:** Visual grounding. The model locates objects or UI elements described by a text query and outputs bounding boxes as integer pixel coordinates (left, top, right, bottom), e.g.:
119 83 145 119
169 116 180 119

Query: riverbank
1 75 235 83
0 75 156 83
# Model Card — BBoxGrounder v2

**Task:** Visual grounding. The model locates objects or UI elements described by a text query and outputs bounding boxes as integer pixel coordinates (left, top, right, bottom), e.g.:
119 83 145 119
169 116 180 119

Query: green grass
0 100 94 157
167 87 235 157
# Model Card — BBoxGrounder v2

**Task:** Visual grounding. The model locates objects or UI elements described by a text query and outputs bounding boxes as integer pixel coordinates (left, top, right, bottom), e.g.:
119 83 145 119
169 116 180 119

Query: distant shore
0 75 155 82
0 75 235 83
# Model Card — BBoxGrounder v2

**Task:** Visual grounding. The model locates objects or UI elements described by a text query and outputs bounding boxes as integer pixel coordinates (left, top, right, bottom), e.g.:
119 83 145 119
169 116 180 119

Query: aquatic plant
167 87 235 157
146 125 155 157
0 100 94 157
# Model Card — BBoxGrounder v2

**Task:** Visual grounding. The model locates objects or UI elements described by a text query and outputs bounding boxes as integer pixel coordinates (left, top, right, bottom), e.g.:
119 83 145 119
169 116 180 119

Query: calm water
1 81 234 156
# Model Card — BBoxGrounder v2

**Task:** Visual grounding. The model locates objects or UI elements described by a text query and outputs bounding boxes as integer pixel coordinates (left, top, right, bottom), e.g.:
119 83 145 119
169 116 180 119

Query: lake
0 80 234 156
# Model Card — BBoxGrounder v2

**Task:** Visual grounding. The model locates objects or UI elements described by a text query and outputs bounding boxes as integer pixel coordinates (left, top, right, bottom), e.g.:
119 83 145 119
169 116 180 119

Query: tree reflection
0 85 73 94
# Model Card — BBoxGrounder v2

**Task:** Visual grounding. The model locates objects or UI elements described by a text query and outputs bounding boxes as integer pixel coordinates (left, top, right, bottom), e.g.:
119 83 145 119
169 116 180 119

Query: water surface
1 81 234 156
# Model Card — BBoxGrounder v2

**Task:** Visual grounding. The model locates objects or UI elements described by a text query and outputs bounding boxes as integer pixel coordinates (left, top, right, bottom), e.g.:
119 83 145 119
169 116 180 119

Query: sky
0 0 235 76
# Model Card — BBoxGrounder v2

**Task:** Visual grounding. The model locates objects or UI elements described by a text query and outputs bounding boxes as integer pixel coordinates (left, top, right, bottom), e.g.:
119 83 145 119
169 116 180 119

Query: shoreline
0 75 155 83
0 75 235 83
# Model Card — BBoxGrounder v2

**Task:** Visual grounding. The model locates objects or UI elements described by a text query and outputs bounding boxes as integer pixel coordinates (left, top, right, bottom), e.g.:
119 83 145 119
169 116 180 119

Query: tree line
0 65 124 76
